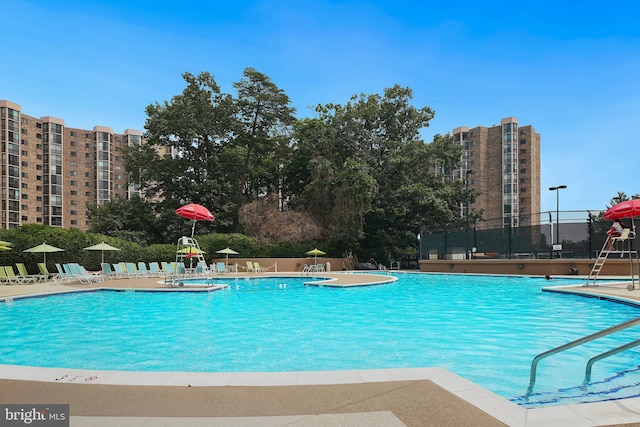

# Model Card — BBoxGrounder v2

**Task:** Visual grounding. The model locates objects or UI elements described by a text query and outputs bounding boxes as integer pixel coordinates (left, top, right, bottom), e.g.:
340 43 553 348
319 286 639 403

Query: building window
520 139 526 144
70 190 77 195
520 168 527 173
520 159 527 164
520 149 526 154
70 180 77 186
70 151 77 157
70 200 77 205
70 161 77 166
71 220 78 225
70 210 77 215
85 182 92 187
70 141 77 147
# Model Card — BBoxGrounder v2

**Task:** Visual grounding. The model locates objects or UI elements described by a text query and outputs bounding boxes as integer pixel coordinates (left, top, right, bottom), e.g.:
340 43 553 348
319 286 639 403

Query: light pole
549 185 567 250
465 170 473 259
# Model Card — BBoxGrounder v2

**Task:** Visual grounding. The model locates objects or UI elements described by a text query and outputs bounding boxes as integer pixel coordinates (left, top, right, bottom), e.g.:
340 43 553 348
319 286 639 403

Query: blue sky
4 1 640 213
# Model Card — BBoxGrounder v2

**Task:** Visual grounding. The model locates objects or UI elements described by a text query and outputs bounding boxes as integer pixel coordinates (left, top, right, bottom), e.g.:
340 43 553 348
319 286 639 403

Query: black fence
418 210 629 260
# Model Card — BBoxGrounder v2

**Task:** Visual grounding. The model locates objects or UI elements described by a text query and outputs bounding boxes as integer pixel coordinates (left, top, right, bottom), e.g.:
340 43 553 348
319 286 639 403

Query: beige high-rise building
452 117 540 228
0 100 143 231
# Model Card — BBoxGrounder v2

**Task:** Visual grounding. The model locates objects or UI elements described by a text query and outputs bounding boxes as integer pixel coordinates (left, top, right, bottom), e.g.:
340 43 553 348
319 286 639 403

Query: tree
87 197 161 245
288 85 465 261
233 68 296 202
125 71 239 232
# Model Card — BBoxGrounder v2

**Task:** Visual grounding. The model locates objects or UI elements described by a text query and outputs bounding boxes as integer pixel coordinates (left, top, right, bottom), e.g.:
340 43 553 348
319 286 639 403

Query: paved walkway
2 273 640 426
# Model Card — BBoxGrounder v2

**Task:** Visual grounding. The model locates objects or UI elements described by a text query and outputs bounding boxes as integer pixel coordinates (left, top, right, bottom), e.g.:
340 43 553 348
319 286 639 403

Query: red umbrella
603 199 640 220
176 203 215 236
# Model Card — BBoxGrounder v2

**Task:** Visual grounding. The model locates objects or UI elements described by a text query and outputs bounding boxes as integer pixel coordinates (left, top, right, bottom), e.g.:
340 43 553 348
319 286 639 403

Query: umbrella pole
191 221 196 237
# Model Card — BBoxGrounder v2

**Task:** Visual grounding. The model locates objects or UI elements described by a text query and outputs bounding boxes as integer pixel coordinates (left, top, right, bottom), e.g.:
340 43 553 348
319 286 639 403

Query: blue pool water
1 273 640 408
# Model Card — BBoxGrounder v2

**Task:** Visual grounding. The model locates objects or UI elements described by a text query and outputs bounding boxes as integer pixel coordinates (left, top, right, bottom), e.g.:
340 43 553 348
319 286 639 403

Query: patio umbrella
0 240 12 247
84 241 120 264
305 248 326 265
0 245 11 251
216 247 239 265
176 203 215 237
177 247 206 255
604 199 640 220
23 242 64 264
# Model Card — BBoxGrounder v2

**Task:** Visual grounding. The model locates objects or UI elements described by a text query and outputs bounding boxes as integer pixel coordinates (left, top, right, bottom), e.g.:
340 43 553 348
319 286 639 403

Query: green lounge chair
16 263 45 282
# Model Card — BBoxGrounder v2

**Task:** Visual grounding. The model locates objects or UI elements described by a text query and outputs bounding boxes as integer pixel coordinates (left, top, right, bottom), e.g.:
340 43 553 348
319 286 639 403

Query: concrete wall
210 257 348 273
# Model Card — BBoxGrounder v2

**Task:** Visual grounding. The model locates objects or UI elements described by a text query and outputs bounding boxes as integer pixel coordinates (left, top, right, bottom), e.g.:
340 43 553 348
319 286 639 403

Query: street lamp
465 170 473 259
549 185 567 250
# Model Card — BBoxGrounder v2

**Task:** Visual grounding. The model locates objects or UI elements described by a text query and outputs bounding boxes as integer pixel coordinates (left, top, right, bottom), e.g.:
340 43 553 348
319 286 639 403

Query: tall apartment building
452 117 540 228
0 100 143 231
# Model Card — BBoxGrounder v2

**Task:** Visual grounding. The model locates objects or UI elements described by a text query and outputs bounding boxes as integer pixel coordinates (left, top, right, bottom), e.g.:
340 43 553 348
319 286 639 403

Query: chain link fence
418 210 627 260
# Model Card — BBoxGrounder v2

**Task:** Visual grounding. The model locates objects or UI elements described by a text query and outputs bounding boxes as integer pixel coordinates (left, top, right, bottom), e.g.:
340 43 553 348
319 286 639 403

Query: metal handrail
526 316 640 398
584 338 640 384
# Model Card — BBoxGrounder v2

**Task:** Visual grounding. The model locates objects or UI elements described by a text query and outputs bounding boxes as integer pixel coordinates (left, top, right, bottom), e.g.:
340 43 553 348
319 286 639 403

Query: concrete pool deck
2 272 640 426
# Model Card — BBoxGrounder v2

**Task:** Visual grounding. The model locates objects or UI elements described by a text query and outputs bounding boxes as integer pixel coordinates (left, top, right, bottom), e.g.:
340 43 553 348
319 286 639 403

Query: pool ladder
526 315 640 398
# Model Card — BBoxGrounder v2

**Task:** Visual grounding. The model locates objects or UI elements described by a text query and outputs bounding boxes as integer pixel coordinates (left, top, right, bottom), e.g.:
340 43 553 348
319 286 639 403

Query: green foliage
112 71 482 263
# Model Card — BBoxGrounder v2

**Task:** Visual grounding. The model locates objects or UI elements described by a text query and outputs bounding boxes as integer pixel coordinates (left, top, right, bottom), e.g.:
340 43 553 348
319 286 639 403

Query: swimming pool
1 273 639 408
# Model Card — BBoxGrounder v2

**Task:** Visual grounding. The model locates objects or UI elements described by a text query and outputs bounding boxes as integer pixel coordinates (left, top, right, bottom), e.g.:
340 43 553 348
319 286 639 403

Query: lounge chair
216 262 228 274
38 263 61 283
176 262 187 276
112 263 127 278
5 265 34 284
253 262 268 273
101 263 115 278
125 262 141 277
67 263 103 284
0 267 13 284
148 262 162 276
246 261 255 273
161 262 174 275
16 263 45 283
55 263 71 284
195 261 209 275
137 262 150 277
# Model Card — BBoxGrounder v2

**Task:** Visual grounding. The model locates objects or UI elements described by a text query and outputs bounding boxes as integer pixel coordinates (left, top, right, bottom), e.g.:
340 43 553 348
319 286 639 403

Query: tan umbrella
23 242 64 264
216 247 239 265
84 241 120 264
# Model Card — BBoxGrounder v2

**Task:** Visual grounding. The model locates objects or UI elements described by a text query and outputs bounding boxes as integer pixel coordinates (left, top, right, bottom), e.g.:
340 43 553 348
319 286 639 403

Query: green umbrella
216 247 239 265
0 240 12 246
84 241 120 264
177 247 206 254
23 242 64 264
305 248 326 265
